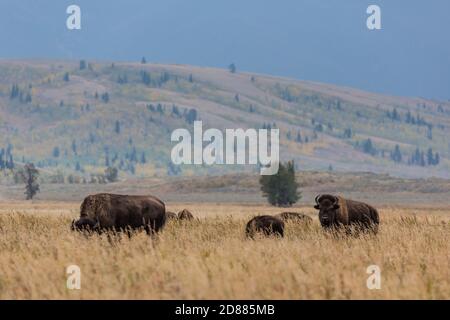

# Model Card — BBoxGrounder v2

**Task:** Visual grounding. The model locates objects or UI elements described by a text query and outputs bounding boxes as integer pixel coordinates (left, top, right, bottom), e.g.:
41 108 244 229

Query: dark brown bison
314 194 379 233
178 209 194 220
245 215 285 238
71 193 166 235
276 212 312 223
165 211 178 220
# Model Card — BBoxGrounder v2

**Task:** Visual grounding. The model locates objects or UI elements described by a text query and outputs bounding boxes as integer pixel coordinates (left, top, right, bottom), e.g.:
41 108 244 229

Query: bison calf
72 193 166 235
178 209 194 220
245 215 285 238
314 194 379 233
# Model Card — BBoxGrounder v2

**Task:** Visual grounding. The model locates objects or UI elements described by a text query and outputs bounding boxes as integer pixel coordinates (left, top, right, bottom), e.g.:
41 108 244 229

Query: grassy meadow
0 202 448 299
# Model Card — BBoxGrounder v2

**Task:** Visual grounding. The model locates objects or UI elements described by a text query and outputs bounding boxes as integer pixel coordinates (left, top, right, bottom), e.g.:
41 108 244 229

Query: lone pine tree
259 160 301 207
21 163 40 200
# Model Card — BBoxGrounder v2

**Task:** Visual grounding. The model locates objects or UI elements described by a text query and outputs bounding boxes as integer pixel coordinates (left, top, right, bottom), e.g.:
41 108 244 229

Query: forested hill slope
0 59 449 181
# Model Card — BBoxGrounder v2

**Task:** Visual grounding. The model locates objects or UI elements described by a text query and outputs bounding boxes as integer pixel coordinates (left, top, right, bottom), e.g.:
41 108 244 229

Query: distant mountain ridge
0 59 449 181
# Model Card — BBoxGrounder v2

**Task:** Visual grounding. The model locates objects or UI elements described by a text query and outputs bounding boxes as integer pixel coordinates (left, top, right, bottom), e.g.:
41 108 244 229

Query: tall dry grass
0 202 448 299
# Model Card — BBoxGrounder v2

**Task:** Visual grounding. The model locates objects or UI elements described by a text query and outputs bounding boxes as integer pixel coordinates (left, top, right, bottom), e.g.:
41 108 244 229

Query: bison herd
72 193 379 238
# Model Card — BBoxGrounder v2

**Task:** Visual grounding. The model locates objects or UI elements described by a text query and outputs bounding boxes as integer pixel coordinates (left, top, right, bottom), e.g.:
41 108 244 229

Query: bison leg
144 224 154 236
125 226 133 239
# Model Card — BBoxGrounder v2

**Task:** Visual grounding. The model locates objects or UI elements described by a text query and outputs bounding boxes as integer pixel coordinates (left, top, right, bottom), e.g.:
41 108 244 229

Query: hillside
1 59 450 181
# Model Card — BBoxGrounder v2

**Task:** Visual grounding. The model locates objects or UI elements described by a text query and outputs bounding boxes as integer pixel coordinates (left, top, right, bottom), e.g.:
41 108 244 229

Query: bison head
314 194 340 227
71 217 99 232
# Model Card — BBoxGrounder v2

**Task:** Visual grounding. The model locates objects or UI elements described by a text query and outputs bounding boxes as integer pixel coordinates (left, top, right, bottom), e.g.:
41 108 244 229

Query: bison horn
315 194 322 204
332 196 339 205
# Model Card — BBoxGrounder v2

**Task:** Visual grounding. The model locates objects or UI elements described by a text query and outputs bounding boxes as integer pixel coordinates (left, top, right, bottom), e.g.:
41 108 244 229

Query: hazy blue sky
0 0 449 99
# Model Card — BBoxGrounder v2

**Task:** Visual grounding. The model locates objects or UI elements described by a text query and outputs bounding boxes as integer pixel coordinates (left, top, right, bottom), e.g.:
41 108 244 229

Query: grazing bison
314 194 379 233
165 211 178 220
245 215 285 238
71 216 97 231
277 212 312 223
71 193 166 235
178 209 194 220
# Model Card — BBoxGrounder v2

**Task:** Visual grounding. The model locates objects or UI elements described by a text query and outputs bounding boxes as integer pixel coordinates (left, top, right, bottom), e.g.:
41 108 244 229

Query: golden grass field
0 201 449 299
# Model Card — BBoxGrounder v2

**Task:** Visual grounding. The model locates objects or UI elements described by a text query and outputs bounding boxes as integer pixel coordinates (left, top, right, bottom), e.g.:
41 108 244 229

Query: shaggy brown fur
245 215 285 238
72 193 166 235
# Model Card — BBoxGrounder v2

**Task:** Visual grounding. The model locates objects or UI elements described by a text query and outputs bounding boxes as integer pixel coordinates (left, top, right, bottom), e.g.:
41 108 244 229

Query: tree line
0 146 15 170
10 84 32 103
356 138 440 166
